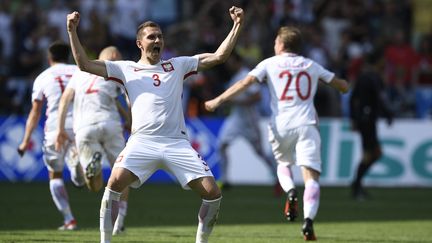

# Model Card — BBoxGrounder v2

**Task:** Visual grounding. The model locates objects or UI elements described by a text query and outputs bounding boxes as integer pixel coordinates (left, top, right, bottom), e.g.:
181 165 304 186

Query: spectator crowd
0 0 431 118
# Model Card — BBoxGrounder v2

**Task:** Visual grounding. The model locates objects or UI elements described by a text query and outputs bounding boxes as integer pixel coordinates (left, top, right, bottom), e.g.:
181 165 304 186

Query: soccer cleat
351 182 370 201
284 188 298 221
58 219 77 231
85 152 102 179
302 218 317 241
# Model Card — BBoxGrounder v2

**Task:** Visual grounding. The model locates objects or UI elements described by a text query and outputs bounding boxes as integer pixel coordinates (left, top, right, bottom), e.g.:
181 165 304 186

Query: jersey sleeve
105 60 126 85
31 76 44 102
248 60 267 83
179 56 199 80
315 63 335 83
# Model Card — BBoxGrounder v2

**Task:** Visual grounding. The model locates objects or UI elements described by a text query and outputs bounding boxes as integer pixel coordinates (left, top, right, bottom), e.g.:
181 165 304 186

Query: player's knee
204 186 222 200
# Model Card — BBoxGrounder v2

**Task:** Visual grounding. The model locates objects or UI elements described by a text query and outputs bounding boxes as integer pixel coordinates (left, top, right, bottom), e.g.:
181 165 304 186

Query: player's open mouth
153 47 161 53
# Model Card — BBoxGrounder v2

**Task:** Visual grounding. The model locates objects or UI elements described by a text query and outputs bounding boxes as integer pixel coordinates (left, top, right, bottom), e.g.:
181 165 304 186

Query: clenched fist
67 11 80 33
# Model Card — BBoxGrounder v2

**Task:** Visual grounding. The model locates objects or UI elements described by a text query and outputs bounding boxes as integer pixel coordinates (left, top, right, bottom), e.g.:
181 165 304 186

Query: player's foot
58 219 77 231
113 226 126 235
302 218 317 241
284 188 298 221
351 182 370 201
85 152 102 179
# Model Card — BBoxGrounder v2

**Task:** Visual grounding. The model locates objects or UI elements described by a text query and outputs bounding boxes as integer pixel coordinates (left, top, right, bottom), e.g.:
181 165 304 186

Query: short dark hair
278 26 302 53
136 21 161 40
48 41 70 63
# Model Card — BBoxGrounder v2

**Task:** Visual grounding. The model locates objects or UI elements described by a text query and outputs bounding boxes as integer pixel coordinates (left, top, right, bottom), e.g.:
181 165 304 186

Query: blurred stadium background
0 0 431 242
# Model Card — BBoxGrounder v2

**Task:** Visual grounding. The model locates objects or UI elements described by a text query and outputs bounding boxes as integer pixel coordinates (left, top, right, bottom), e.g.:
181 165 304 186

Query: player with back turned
17 41 85 230
205 26 349 241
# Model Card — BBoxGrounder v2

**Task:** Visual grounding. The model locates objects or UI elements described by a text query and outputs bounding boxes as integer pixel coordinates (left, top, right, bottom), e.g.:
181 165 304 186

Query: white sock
303 179 320 220
196 197 222 243
277 164 295 193
113 200 128 233
100 187 121 243
49 178 74 223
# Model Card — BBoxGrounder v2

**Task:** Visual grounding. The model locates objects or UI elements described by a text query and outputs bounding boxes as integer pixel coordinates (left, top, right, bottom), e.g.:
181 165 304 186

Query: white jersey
105 56 198 140
32 63 77 141
249 53 334 130
67 70 123 132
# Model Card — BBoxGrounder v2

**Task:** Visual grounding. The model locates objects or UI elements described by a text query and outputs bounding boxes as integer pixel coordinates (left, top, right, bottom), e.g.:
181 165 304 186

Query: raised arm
205 75 257 111
196 6 244 71
67 11 108 78
328 77 350 94
18 100 43 157
55 88 74 151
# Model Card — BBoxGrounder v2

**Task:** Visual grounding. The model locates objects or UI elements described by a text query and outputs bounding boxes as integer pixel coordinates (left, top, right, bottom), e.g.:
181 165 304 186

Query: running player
55 46 131 234
217 52 277 190
205 26 349 241
17 41 85 230
66 6 244 243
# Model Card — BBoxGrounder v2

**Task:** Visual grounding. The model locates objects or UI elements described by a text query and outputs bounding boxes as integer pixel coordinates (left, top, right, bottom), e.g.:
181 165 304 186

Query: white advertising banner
226 118 432 187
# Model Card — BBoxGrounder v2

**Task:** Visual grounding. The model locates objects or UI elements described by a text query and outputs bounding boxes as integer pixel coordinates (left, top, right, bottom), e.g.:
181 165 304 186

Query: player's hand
55 129 70 152
229 6 244 24
67 11 80 33
17 142 27 157
205 98 221 112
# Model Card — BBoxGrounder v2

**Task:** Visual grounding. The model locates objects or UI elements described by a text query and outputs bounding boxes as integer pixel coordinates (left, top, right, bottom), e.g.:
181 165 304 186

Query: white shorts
113 134 213 189
268 125 321 173
42 129 78 172
75 121 125 169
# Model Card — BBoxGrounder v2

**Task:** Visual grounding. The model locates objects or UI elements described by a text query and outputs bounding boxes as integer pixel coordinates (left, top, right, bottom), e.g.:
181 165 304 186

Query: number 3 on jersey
279 70 311 101
152 74 161 87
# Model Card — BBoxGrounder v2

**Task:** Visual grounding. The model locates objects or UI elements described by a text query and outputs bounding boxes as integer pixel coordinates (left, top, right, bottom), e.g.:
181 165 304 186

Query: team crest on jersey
161 62 174 72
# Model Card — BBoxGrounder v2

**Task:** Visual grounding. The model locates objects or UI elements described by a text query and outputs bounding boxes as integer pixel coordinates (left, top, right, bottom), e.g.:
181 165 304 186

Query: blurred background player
56 46 131 234
349 51 394 200
66 5 244 243
205 26 349 241
17 41 85 230
216 52 278 191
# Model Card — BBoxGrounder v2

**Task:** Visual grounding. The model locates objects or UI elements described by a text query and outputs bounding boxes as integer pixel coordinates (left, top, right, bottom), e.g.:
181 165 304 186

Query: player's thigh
295 125 321 173
358 121 379 151
188 176 221 200
101 125 126 166
75 126 104 167
42 141 66 172
113 136 162 189
268 126 296 165
163 139 214 190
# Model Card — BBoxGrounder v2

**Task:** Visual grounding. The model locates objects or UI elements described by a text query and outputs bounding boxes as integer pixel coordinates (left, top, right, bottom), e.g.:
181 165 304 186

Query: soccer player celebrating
18 41 85 230
55 46 131 234
205 26 349 241
66 5 244 243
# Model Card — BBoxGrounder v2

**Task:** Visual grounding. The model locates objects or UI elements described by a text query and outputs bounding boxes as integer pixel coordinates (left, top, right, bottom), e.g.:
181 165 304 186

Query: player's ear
136 40 142 49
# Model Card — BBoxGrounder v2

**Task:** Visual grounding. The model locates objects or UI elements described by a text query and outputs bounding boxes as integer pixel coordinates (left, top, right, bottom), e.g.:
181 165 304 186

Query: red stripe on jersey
107 77 124 86
183 71 197 80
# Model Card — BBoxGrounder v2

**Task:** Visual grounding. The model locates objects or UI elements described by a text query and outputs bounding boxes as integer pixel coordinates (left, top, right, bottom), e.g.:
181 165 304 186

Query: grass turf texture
0 183 431 242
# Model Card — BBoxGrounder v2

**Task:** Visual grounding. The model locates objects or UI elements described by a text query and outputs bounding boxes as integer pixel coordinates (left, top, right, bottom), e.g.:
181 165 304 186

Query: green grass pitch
0 183 431 242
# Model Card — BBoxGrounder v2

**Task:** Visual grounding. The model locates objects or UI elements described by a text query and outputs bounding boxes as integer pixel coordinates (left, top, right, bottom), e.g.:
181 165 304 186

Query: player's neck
138 57 160 65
